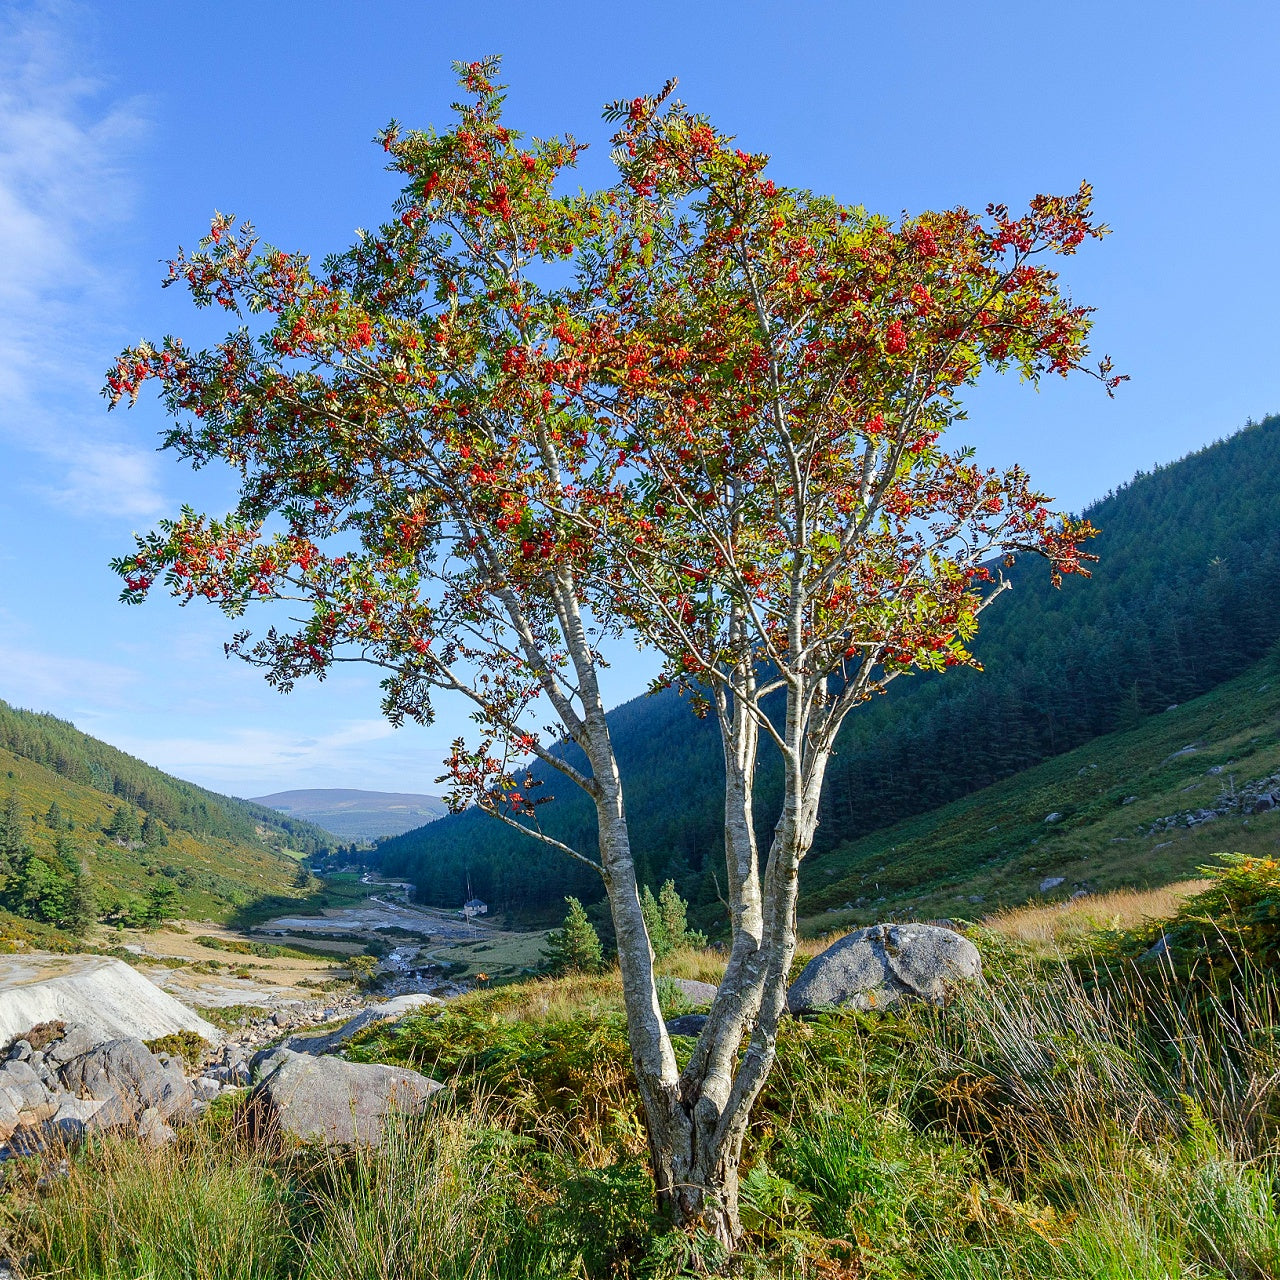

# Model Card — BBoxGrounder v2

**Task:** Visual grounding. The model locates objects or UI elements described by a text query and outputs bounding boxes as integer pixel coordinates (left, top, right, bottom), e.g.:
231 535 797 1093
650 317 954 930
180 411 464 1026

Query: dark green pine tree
542 897 604 975
106 805 142 845
0 789 28 870
62 863 97 936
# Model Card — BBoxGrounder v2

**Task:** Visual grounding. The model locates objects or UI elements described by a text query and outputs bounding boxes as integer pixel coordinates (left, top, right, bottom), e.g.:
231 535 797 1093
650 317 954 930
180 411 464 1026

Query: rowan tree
103 61 1116 1250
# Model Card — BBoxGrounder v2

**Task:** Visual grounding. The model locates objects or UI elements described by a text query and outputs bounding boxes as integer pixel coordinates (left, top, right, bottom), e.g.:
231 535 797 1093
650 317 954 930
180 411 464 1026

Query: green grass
4 861 1278 1279
800 645 1280 930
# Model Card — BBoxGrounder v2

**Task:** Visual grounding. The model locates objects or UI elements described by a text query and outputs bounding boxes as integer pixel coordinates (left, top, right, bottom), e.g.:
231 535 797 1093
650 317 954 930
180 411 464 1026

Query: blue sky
0 0 1277 798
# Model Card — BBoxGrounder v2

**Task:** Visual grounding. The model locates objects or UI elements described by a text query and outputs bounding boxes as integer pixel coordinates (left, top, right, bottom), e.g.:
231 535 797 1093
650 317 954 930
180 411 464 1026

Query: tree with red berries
106 60 1115 1250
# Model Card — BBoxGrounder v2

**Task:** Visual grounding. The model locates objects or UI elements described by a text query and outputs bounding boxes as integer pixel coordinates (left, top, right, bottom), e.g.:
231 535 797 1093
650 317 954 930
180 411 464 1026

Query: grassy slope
799 644 1280 931
0 746 302 931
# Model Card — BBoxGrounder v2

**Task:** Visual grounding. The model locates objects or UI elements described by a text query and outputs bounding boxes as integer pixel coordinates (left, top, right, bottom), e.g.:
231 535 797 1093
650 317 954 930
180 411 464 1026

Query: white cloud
33 437 167 520
104 719 431 795
0 642 137 712
0 4 159 518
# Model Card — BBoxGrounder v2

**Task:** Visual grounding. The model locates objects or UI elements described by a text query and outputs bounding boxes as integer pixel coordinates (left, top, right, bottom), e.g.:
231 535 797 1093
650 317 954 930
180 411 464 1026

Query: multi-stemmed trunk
575 638 833 1247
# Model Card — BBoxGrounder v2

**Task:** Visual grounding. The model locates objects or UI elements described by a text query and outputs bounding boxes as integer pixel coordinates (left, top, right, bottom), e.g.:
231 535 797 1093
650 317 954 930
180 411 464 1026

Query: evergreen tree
142 880 177 928
62 864 97 936
542 897 604 974
141 812 167 848
9 854 69 924
53 831 80 875
657 879 707 952
640 884 670 959
106 805 141 845
44 801 63 830
0 789 27 869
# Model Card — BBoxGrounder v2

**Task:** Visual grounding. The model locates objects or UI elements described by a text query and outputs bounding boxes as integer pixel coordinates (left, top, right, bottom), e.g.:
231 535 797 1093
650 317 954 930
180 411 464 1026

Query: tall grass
0 1127 294 1280
3 902 1277 1279
984 880 1211 954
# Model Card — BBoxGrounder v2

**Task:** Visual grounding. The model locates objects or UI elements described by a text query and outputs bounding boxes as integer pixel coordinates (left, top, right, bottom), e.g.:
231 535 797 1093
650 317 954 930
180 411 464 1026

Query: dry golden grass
656 943 729 984
476 970 627 1023
983 879 1210 952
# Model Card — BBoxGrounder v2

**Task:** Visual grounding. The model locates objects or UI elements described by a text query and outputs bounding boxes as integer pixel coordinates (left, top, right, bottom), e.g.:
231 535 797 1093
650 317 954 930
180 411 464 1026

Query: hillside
0 700 337 942
798 641 1280 928
249 788 448 842
378 414 1280 921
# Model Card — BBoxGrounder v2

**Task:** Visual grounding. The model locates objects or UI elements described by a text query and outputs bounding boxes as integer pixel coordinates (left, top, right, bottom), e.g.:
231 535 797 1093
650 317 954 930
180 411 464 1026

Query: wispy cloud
0 642 138 713
104 719 436 795
0 4 162 518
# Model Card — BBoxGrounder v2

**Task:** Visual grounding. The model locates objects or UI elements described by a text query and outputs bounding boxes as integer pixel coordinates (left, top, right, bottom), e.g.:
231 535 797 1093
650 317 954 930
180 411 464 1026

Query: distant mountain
249 788 449 842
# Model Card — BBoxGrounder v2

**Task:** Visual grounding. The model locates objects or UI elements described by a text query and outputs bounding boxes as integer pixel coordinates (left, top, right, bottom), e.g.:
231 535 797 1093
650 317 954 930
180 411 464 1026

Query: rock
44 1096 110 1144
1070 889 1091 900
1252 793 1276 815
0 1087 19 1142
1039 876 1066 893
137 1107 176 1148
0 954 223 1047
248 1048 442 1146
376 994 441 1017
787 923 982 1014
191 1076 223 1103
1139 934 1170 963
1044 812 1062 824
44 1023 98 1068
6 1040 31 1062
666 1014 708 1037
286 995 445 1057
667 979 718 1008
0 1059 50 1112
59 1038 193 1121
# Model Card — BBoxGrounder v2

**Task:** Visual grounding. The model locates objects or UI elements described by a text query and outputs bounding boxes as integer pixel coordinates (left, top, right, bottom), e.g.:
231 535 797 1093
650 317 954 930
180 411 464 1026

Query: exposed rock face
248 1047 442 1145
1039 876 1067 893
283 994 440 1057
787 923 982 1014
59 1038 194 1121
0 955 222 1046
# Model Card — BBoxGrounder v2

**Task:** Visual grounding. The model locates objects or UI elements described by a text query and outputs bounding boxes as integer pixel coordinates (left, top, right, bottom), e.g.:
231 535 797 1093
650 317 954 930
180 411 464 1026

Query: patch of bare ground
118 920 354 1008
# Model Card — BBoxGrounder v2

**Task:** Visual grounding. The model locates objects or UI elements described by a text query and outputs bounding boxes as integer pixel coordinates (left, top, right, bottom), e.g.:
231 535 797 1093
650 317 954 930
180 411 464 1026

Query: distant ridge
249 788 448 843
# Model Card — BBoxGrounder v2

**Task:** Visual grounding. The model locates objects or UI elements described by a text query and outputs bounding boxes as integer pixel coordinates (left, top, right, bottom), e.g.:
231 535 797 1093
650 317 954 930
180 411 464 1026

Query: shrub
144 1029 210 1071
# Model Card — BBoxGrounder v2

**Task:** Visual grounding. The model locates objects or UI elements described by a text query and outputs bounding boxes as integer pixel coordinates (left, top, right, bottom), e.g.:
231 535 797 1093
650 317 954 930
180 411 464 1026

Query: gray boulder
0 1087 19 1141
667 979 718 1008
665 1014 708 1038
787 923 982 1014
0 1059 50 1113
58 1038 193 1121
41 1023 98 1069
248 1047 442 1146
1039 876 1066 893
